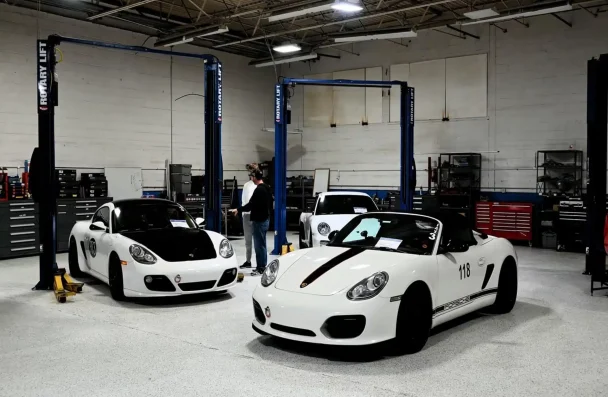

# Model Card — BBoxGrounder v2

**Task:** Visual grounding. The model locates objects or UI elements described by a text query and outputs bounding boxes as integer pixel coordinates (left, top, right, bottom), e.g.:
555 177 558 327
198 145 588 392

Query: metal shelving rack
536 150 583 197
438 152 482 225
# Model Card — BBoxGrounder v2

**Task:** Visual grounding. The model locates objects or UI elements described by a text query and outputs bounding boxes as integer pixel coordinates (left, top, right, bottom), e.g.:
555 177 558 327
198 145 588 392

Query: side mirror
89 221 108 232
328 230 339 241
195 217 205 227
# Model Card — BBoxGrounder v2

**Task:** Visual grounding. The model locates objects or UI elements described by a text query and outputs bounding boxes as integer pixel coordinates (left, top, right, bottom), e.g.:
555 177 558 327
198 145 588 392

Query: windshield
328 213 440 255
112 202 197 232
315 195 377 215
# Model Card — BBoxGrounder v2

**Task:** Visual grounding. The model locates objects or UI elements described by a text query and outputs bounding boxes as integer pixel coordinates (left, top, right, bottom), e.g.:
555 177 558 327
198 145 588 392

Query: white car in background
253 211 518 353
68 198 239 300
298 191 378 248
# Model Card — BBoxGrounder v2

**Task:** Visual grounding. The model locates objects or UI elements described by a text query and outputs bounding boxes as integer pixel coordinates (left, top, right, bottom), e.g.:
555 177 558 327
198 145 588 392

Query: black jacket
240 183 272 222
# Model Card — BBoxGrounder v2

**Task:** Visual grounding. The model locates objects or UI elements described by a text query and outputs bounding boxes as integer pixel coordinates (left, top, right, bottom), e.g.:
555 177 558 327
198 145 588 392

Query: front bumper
122 255 239 298
251 285 399 345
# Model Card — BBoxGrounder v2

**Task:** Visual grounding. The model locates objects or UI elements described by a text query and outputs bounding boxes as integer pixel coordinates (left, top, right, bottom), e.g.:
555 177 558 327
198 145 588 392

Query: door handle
478 257 486 266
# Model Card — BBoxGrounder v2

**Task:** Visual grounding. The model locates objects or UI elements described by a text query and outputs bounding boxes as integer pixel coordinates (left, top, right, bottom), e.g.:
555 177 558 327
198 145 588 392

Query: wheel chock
53 268 83 303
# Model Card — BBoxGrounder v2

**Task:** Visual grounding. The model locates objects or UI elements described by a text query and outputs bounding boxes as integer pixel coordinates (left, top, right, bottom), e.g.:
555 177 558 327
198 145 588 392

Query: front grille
144 275 176 292
322 315 366 339
253 299 265 325
270 323 316 337
178 280 216 291
217 268 237 287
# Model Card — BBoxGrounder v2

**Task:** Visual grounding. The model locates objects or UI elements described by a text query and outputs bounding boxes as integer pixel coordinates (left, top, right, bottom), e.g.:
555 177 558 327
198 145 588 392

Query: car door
84 206 113 280
435 224 482 318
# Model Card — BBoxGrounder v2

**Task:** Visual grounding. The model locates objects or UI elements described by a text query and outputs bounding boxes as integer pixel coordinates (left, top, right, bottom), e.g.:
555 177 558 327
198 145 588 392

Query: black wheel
394 283 432 354
108 254 125 301
58 297 66 303
68 238 84 277
309 230 313 248
491 258 518 314
298 224 308 249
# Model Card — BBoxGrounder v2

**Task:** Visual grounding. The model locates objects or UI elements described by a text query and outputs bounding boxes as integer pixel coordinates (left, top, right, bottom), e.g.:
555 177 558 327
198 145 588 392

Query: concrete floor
1 233 607 397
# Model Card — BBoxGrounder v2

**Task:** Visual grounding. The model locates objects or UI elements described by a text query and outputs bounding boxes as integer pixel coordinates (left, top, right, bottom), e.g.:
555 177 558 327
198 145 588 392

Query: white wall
283 11 608 192
0 4 276 189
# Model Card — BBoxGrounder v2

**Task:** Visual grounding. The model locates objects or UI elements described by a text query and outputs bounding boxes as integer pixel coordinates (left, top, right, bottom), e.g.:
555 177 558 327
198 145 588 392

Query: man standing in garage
230 170 272 276
239 163 258 270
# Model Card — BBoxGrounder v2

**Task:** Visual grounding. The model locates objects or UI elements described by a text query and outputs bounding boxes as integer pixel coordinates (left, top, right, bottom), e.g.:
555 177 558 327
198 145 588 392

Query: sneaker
250 269 264 276
240 262 252 269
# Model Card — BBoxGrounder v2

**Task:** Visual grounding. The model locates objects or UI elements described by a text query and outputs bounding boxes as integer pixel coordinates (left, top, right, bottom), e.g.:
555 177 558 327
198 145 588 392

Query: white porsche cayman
299 192 378 248
68 198 239 300
252 211 518 353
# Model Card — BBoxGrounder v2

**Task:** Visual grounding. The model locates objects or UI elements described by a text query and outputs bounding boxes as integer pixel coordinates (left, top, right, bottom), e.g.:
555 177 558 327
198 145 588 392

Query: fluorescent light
463 8 499 19
268 4 333 22
161 37 193 47
273 43 302 53
461 4 573 25
196 26 229 38
252 53 318 68
331 0 363 12
334 30 417 43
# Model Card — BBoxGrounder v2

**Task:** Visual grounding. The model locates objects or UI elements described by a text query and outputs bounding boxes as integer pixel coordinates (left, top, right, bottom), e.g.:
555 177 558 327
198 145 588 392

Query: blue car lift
272 78 415 254
34 35 223 290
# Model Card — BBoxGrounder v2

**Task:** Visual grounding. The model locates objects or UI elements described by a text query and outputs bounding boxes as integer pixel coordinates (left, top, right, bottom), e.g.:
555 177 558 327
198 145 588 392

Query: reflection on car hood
120 228 216 262
275 246 425 296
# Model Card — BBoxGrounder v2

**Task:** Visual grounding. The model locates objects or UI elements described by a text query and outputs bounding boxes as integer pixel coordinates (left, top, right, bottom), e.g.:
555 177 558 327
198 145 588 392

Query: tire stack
81 173 108 197
56 169 79 198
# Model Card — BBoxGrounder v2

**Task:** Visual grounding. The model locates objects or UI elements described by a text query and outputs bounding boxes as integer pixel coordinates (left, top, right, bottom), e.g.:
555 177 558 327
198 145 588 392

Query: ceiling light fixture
461 3 573 25
196 26 229 38
273 43 302 53
268 4 334 22
251 53 319 68
463 8 499 19
331 0 363 12
334 30 417 43
160 37 194 47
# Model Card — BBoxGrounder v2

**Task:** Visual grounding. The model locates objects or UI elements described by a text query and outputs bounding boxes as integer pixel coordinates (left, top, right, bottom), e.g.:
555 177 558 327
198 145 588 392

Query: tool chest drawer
475 202 533 243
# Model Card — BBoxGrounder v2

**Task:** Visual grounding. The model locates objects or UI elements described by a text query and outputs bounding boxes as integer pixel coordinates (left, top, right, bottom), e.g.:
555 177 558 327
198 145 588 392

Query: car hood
120 228 216 262
275 246 423 296
311 214 359 232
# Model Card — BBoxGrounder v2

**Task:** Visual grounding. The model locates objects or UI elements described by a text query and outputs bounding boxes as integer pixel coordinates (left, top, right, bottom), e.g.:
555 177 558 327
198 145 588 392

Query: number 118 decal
459 263 471 279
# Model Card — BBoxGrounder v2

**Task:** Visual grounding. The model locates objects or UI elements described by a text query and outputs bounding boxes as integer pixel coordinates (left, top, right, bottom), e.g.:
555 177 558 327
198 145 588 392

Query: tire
394 283 432 354
309 230 313 248
108 254 125 301
68 238 84 277
298 224 308 249
491 258 518 314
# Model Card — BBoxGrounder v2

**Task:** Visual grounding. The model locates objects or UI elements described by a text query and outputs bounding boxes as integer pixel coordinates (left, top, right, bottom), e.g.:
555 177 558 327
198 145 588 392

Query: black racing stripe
300 247 366 288
469 287 498 300
481 264 495 290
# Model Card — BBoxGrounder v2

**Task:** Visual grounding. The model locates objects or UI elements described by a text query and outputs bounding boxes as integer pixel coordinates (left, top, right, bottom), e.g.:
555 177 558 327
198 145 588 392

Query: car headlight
129 244 157 265
347 272 389 300
219 239 234 258
261 259 279 287
317 222 331 236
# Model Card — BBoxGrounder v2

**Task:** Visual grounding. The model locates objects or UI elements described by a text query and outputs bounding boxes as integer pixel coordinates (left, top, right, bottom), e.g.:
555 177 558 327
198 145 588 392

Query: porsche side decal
433 288 498 318
300 247 366 288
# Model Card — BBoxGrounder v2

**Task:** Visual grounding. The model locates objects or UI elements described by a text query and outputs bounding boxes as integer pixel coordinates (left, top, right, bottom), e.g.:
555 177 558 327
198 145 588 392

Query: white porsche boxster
68 198 239 300
298 191 378 248
253 211 518 353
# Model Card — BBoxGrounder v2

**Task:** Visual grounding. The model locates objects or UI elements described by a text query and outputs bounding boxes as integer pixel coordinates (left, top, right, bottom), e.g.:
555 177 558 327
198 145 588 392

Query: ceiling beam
87 0 158 20
214 0 458 48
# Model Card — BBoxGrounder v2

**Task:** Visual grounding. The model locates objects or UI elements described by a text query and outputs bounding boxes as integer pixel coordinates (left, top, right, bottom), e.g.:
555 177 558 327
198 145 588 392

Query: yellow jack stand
281 243 295 255
53 268 83 303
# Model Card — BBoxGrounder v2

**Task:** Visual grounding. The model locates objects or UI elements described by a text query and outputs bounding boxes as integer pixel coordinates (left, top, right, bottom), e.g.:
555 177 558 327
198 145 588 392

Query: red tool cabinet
476 202 533 244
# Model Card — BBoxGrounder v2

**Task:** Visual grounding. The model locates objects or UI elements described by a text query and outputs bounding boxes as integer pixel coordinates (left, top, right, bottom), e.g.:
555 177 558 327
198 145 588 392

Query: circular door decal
89 238 97 257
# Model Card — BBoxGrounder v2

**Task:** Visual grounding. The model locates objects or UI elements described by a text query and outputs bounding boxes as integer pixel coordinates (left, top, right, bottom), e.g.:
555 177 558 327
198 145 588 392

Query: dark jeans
251 219 269 271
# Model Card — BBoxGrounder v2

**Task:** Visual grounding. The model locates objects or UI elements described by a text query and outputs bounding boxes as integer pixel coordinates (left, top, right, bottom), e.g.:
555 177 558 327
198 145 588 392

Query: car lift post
34 35 223 290
272 78 415 255
586 54 608 295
